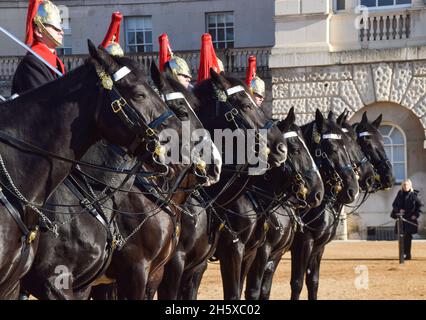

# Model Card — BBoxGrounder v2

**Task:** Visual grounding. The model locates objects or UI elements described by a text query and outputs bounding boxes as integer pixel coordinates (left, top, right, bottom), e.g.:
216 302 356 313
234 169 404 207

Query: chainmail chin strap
0 153 58 237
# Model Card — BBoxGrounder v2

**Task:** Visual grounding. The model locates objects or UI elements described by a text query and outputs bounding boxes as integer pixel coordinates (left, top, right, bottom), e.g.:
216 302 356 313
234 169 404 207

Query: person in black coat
391 179 423 260
11 0 65 96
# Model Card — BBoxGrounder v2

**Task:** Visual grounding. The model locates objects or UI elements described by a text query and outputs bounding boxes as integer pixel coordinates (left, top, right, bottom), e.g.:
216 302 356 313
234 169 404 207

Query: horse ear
315 109 325 133
150 61 165 91
337 110 346 126
372 114 383 128
277 107 295 132
210 68 228 91
361 111 368 124
342 111 349 126
88 39 98 60
87 39 117 73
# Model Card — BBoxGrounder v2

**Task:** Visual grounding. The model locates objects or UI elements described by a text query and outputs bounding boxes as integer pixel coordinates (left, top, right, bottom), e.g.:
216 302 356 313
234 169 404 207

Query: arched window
378 124 406 184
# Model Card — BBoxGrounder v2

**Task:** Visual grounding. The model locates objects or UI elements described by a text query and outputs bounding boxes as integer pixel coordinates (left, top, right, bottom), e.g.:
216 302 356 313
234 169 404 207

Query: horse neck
0 64 101 204
80 142 137 190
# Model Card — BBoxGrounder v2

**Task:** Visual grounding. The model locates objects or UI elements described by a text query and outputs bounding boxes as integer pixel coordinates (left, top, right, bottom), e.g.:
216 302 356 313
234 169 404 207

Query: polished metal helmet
168 56 192 79
102 12 124 57
105 40 124 57
33 0 63 46
251 76 265 98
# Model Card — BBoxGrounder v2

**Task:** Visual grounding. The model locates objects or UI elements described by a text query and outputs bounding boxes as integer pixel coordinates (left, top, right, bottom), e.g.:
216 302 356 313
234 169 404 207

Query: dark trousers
404 233 412 258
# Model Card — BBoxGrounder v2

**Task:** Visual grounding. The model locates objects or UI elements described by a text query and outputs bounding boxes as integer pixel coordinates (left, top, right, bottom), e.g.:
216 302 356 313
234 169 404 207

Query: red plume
25 0 43 46
101 12 123 48
158 34 173 72
246 56 257 87
197 33 220 83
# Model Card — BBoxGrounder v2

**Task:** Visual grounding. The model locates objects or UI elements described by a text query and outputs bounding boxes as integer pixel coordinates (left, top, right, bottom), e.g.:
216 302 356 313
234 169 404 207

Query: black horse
91 69 290 300
21 60 221 300
0 40 184 299
156 107 323 300
243 109 327 300
289 111 392 300
212 108 327 300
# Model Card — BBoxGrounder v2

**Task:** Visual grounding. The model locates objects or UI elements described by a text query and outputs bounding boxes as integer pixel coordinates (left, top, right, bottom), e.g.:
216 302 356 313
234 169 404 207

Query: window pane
379 125 392 136
384 146 391 158
218 42 225 49
361 0 376 6
396 0 411 4
336 0 345 10
145 31 152 44
127 18 136 30
136 18 144 30
128 32 135 45
144 17 152 29
127 45 136 53
208 15 216 26
226 29 234 41
383 137 392 146
137 45 144 53
378 0 394 6
393 163 405 182
218 28 225 41
209 30 216 42
225 14 234 24
393 146 405 162
145 45 153 52
390 129 404 144
136 32 144 44
217 14 225 27
227 41 234 48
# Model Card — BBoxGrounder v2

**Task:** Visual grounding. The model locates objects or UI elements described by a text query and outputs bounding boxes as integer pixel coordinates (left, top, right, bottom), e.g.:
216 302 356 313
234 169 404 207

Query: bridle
309 125 354 199
281 130 319 206
95 65 176 158
355 127 392 190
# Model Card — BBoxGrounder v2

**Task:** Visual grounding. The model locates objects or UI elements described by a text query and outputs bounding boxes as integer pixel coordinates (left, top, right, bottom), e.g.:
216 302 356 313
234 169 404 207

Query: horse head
303 109 359 204
193 69 287 172
150 61 222 187
354 112 395 190
336 110 376 192
276 107 324 208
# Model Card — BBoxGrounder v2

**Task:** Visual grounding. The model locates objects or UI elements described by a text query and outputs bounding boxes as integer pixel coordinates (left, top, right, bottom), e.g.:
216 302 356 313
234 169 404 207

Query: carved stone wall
272 60 426 145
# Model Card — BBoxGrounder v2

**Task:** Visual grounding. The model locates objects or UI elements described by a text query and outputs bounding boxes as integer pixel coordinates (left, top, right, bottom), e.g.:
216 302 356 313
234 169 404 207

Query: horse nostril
347 188 357 199
214 165 221 176
366 176 374 187
315 191 323 202
277 143 286 154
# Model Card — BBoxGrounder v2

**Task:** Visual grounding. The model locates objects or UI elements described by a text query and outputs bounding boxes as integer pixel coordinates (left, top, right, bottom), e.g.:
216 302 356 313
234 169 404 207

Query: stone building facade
271 0 426 239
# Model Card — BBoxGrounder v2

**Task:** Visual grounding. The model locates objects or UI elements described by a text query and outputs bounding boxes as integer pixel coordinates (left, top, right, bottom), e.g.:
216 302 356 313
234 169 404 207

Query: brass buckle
145 128 156 137
111 97 126 113
225 111 234 122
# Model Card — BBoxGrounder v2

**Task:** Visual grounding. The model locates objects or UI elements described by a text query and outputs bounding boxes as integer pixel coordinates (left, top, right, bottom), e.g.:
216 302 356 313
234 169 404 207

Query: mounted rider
158 33 192 89
101 11 124 57
12 0 65 95
246 55 265 108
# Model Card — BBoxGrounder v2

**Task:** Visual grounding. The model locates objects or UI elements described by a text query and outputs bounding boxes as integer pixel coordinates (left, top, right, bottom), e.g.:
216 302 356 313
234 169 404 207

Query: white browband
322 133 341 140
283 131 298 139
165 92 185 101
342 128 349 133
112 66 132 82
226 85 245 96
358 131 371 138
